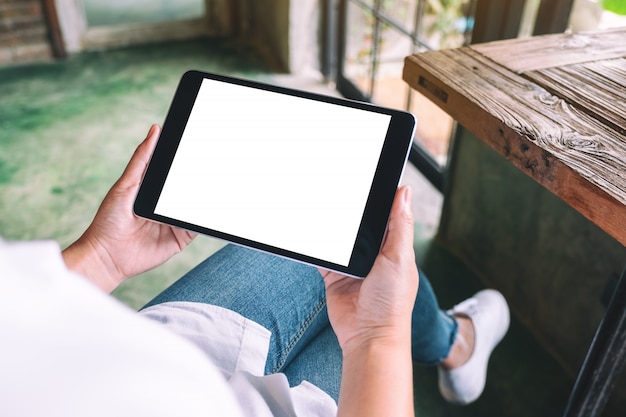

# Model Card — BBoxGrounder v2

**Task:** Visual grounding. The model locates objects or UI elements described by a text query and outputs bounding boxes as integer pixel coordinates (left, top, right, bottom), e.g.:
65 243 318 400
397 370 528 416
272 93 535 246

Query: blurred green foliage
602 0 626 15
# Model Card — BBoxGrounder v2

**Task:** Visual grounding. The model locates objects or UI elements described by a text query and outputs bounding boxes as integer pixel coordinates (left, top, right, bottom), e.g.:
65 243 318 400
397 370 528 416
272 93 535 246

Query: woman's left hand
62 125 196 292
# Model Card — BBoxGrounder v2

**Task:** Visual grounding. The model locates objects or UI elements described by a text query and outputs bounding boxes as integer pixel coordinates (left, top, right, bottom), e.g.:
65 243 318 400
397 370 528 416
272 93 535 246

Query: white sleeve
0 239 245 417
140 301 271 378
0 238 337 417
141 302 338 417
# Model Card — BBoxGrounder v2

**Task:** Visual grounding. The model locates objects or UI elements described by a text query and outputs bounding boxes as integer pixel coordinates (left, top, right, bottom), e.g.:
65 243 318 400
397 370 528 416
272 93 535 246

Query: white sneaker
437 289 510 405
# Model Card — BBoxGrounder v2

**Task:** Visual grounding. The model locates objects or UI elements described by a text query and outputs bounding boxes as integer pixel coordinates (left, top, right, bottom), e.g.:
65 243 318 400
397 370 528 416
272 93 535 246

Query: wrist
62 236 121 293
341 324 412 359
339 328 414 417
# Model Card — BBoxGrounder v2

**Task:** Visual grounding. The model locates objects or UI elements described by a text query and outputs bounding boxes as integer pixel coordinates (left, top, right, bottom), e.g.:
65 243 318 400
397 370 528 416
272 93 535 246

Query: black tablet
134 70 416 278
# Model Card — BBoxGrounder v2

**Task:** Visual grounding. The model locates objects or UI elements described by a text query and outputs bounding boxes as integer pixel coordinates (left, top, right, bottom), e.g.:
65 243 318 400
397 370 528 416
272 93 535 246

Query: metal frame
332 0 470 192
563 268 626 417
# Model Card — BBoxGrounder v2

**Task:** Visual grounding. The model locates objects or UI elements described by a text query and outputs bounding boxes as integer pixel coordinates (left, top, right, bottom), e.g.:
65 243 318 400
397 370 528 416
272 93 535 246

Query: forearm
338 336 414 417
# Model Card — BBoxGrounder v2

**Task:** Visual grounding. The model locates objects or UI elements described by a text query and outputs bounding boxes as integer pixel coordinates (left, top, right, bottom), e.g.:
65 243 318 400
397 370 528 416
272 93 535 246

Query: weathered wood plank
471 27 626 72
526 58 626 135
403 47 626 246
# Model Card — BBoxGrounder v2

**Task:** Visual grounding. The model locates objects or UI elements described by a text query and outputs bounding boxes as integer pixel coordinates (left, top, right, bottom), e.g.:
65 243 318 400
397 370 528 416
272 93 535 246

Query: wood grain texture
403 43 626 246
472 27 626 72
526 58 626 135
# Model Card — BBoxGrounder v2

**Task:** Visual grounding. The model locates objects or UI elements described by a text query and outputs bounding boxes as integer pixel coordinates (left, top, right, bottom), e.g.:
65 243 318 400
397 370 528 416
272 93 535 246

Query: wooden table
403 27 626 417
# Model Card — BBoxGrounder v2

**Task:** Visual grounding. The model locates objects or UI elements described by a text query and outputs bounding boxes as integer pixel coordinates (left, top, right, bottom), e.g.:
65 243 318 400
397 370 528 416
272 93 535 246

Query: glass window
344 1 377 97
380 0 420 33
340 0 473 172
82 0 206 28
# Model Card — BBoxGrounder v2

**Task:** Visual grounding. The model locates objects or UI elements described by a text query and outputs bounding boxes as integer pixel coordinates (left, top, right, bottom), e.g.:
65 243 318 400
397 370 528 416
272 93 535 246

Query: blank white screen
154 78 392 266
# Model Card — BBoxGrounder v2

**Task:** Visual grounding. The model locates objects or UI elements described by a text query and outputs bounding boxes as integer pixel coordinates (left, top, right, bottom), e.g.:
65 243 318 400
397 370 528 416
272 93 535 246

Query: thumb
380 185 414 264
118 124 161 188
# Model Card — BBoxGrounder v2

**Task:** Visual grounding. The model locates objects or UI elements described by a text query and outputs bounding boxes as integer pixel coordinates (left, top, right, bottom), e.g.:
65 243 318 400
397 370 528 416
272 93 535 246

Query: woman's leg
411 270 459 365
143 243 457 385
279 268 458 404
282 325 343 402
143 244 330 375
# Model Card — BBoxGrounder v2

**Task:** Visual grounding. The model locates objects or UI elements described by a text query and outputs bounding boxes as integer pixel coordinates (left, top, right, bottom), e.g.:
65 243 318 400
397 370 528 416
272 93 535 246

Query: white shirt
0 239 337 417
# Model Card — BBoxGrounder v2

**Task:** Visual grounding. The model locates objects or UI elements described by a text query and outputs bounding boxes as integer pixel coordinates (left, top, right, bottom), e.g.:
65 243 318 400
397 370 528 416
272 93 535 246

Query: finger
379 185 414 263
323 187 413 285
118 125 161 188
321 269 346 289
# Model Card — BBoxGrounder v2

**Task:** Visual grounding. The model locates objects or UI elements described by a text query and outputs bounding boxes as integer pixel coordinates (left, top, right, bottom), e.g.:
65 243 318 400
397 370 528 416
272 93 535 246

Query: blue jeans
143 244 457 402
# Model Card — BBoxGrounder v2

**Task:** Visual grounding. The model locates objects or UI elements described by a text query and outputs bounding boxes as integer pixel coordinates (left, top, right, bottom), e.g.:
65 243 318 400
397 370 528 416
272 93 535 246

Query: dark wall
438 128 626 414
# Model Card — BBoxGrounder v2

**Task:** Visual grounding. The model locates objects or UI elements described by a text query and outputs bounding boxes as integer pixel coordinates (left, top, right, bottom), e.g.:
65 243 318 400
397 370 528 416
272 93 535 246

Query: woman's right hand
320 185 419 352
319 185 418 417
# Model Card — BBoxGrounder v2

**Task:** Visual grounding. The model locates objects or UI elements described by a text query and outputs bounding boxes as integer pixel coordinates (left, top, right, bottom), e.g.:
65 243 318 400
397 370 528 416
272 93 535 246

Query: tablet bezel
134 70 416 278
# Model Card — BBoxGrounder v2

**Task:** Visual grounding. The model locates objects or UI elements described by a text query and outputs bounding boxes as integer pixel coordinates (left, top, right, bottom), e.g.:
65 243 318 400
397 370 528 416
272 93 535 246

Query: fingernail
403 185 412 204
146 124 158 138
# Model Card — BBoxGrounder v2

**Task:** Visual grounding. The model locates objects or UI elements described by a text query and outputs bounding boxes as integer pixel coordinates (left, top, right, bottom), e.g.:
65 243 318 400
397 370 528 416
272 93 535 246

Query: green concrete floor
0 38 272 308
0 38 574 416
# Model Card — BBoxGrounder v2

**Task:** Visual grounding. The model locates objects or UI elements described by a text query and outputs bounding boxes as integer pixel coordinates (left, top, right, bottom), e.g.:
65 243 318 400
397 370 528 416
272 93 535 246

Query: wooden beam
472 27 626 72
41 0 67 58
